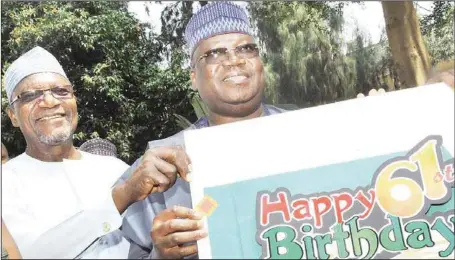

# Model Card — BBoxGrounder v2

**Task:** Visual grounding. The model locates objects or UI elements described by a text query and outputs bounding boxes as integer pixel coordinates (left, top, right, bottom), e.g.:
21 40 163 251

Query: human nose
37 90 62 108
222 49 246 66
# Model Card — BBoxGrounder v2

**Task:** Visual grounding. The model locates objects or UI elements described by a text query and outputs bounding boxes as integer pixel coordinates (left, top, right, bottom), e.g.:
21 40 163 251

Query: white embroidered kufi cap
4 46 68 104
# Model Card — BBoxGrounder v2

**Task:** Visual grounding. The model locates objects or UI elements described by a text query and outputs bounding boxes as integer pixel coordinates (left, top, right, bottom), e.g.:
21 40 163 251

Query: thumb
149 146 192 182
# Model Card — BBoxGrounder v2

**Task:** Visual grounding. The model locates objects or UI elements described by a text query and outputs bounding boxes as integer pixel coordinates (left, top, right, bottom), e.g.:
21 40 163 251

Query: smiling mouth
223 75 249 84
37 114 66 121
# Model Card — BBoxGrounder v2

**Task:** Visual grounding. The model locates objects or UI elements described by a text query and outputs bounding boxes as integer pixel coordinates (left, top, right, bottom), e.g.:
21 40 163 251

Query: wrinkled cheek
209 66 218 75
18 111 36 135
197 69 218 98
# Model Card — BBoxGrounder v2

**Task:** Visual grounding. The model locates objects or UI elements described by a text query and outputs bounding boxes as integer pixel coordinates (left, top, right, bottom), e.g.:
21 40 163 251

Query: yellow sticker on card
195 195 218 217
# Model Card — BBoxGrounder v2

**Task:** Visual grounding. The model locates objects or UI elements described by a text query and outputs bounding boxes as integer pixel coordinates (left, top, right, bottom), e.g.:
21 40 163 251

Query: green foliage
158 1 208 65
249 2 356 108
1 1 195 163
158 0 211 126
420 1 454 65
3 1 451 154
174 94 209 128
346 29 402 94
188 95 207 119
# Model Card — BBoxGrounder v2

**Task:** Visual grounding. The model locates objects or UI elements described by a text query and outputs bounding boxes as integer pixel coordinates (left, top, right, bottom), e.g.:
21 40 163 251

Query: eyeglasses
193 43 260 68
10 85 75 105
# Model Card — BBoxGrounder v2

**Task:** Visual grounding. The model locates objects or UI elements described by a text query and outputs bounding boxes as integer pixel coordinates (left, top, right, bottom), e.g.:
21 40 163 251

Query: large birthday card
184 83 454 259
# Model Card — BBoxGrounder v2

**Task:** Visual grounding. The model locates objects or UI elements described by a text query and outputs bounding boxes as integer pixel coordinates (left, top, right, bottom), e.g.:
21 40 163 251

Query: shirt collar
193 104 271 129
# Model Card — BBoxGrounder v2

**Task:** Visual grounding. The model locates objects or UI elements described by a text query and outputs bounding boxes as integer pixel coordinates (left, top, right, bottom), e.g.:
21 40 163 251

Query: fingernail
197 220 204 228
188 164 193 172
199 230 208 237
193 211 203 218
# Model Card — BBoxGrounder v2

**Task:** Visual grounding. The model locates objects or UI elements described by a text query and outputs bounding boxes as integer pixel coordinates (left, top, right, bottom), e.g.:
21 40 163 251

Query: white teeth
41 115 62 120
224 75 247 83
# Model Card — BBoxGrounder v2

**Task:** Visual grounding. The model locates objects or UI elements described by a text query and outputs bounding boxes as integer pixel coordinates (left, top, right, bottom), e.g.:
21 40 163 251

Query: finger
147 169 171 193
141 149 154 162
148 146 182 163
140 153 175 193
155 206 203 224
378 88 386 95
160 230 208 248
174 149 192 182
368 89 378 96
171 205 203 220
150 146 192 182
153 158 178 189
178 244 198 258
357 93 365 98
166 219 203 232
166 244 198 259
156 219 203 237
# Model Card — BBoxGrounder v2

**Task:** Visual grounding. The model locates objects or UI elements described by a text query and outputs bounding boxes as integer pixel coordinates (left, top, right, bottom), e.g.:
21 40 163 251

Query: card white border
185 83 455 259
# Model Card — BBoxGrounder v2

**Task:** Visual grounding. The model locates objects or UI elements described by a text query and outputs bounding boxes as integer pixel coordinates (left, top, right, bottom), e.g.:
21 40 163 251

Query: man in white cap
1 46 191 258
117 2 285 258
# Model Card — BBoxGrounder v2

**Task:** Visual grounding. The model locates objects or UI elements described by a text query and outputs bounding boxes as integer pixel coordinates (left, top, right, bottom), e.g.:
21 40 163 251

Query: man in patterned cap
118 2 285 258
79 137 119 157
2 46 189 258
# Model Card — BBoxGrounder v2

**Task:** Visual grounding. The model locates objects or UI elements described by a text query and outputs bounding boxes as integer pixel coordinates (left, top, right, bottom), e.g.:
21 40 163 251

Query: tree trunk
382 1 432 88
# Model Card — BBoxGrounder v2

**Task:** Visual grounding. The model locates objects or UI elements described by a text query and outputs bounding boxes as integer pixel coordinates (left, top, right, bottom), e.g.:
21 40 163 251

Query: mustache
33 110 71 121
222 69 250 80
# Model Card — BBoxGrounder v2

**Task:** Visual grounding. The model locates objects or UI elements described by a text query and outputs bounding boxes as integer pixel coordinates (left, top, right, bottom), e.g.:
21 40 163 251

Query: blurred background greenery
1 1 453 164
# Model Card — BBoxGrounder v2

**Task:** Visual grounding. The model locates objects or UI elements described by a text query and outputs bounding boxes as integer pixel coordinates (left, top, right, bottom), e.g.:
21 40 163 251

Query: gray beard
34 114 73 145
37 126 72 145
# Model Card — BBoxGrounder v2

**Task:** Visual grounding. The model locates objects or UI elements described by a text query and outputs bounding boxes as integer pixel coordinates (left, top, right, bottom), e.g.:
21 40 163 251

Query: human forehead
195 33 256 56
13 72 71 95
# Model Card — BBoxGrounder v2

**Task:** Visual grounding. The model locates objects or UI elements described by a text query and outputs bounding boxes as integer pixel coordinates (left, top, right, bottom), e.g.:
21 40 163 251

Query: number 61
375 137 450 218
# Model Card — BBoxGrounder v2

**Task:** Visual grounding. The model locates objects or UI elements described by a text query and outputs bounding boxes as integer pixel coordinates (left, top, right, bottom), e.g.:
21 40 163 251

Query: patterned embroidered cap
79 138 118 157
4 46 68 104
184 1 254 58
